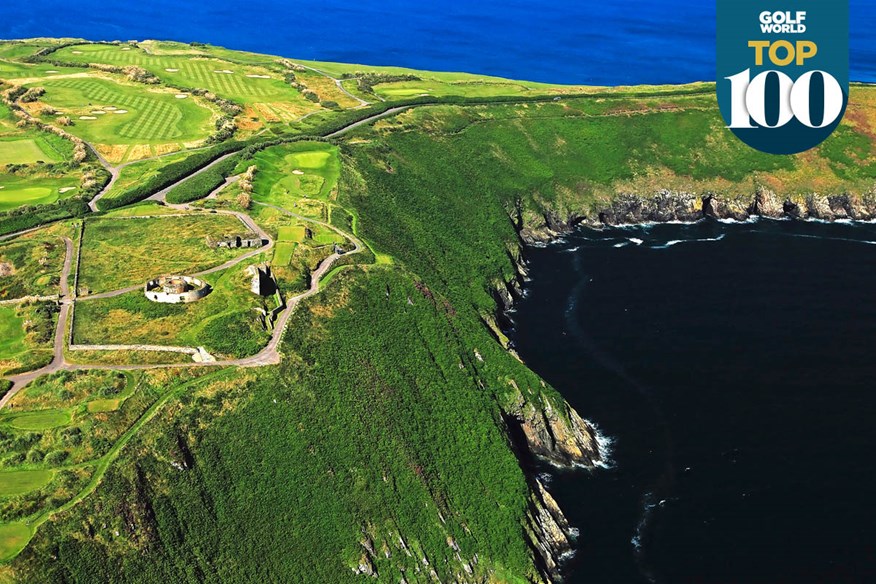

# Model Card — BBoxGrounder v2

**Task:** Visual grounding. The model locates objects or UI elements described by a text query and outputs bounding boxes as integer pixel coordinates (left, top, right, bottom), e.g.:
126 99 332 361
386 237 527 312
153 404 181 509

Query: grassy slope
16 268 551 583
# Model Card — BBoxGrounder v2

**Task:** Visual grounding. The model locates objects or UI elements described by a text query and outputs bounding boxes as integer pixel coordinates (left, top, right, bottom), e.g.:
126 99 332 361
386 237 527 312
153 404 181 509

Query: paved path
86 144 120 212
326 106 413 138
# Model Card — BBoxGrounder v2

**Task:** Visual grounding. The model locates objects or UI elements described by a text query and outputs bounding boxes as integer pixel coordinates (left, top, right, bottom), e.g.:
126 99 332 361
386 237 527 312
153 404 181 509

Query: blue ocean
0 0 874 85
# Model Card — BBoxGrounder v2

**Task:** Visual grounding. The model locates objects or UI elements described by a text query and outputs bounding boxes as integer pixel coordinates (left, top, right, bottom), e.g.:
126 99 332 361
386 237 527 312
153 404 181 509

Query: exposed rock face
514 189 876 244
526 478 575 583
751 187 784 217
598 190 702 225
504 386 603 469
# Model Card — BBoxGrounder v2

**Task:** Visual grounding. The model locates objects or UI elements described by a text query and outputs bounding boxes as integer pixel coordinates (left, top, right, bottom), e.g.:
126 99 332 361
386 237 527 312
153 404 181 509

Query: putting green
8 410 71 431
0 175 80 212
0 523 34 562
286 151 331 169
0 469 53 498
0 308 26 360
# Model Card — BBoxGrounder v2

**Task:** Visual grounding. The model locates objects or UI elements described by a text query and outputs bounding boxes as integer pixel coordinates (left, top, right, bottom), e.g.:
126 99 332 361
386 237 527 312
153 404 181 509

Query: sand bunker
292 170 305 175
121 47 131 51
214 69 234 74
46 70 58 73
79 116 97 120
0 186 5 189
58 187 76 194
246 74 271 79
91 110 106 115
71 51 83 55
165 68 179 72
175 94 189 99
104 106 117 111
113 110 128 114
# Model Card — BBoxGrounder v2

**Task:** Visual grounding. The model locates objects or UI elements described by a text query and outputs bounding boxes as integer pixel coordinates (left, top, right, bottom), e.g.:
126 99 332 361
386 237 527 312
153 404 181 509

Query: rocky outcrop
598 190 702 225
526 478 576 582
515 189 876 236
504 385 603 469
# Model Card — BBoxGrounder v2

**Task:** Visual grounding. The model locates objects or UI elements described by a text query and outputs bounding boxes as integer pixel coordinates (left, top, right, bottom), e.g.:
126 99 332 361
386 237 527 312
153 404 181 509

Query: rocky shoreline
519 188 876 243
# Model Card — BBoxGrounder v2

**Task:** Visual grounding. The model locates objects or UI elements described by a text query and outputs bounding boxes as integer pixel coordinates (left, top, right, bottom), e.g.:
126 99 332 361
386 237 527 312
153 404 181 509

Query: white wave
717 216 760 224
649 234 726 250
586 419 616 470
785 233 876 246
561 245 581 253
567 527 580 538
559 549 577 562
613 242 630 248
628 238 644 245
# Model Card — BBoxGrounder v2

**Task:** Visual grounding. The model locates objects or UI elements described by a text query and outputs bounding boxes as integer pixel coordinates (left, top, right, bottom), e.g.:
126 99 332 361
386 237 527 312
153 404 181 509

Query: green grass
100 151 196 200
0 174 80 212
250 142 340 214
0 232 66 300
7 411 71 431
277 225 306 242
271 241 296 265
0 523 33 562
0 470 53 498
0 140 58 166
85 399 122 413
78 214 246 293
74 259 272 358
34 77 215 145
0 308 26 361
52 43 314 106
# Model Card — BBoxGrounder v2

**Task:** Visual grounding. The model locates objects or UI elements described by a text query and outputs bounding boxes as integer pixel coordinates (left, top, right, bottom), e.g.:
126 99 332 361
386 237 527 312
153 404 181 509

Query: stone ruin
144 275 211 303
206 232 264 249
246 263 277 296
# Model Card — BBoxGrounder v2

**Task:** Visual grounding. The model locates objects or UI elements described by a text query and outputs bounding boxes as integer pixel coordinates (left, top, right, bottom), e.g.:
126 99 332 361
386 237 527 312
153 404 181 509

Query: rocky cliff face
526 478 576 583
516 188 876 243
504 385 604 469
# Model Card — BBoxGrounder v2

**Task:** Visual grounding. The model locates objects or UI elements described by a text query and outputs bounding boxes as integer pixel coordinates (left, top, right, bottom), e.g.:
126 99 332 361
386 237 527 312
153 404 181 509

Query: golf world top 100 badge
717 1 849 155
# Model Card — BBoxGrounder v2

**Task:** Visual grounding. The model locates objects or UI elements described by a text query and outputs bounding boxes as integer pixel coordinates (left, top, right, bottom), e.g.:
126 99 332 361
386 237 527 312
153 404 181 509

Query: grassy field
50 42 326 128
0 471 53 498
77 213 247 293
8 411 71 431
0 523 33 562
0 140 58 166
74 258 272 358
0 231 66 300
0 303 56 377
33 77 215 148
0 308 26 362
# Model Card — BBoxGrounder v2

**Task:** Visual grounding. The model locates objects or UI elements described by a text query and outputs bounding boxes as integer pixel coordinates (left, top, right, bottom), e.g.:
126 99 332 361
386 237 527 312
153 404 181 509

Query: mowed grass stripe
48 79 184 141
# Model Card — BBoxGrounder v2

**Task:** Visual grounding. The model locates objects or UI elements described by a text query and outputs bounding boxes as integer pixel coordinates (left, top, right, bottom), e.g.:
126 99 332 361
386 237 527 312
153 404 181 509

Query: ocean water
0 0 874 85
510 219 876 583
